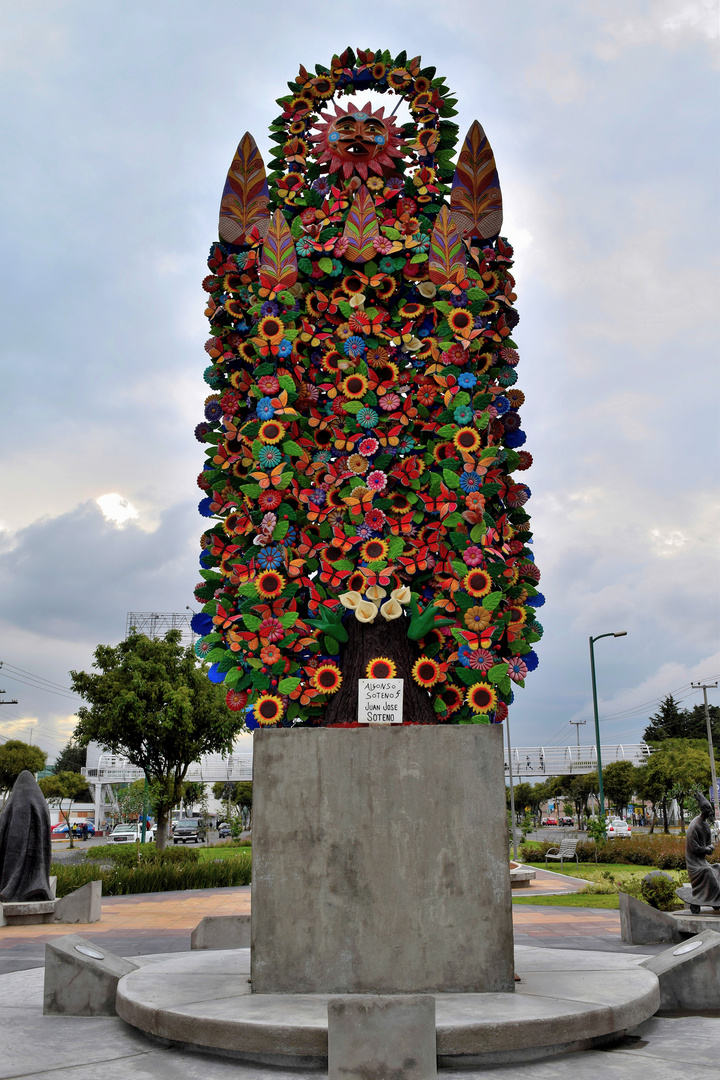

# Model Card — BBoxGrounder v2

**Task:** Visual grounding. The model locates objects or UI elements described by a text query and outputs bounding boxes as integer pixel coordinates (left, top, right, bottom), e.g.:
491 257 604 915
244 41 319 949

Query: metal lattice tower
125 612 196 647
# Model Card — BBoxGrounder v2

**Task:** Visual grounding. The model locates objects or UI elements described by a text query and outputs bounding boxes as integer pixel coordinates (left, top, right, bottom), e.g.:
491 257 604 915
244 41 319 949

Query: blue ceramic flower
344 336 366 358
257 546 284 570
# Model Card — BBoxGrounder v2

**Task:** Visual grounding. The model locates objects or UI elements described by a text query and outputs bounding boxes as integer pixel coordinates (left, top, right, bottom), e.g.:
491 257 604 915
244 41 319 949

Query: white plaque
357 679 404 724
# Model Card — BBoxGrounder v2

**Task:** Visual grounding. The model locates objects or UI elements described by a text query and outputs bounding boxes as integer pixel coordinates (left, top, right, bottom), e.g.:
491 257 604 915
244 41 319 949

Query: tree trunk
323 612 436 726
662 798 669 834
156 808 169 851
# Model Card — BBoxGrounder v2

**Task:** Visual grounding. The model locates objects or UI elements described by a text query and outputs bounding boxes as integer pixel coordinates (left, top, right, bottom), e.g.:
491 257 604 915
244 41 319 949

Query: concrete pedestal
251 725 514 994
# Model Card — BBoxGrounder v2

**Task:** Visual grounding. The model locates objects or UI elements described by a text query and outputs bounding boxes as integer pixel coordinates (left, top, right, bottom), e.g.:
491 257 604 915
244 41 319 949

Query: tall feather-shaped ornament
450 121 503 241
342 185 380 263
428 205 469 291
258 208 298 293
218 132 271 245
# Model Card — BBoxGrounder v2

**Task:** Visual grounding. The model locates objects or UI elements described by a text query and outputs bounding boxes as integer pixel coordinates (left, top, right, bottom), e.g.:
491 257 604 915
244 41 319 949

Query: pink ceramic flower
463 546 484 566
366 470 388 492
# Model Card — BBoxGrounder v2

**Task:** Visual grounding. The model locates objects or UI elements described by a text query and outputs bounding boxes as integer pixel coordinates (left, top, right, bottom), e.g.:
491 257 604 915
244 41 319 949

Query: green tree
525 781 549 819
182 781 206 815
212 780 252 827
602 761 637 817
568 772 599 819
641 694 720 742
0 740 47 802
512 782 534 822
684 702 720 742
114 778 164 829
53 740 87 774
71 631 244 849
39 772 89 848
637 740 711 833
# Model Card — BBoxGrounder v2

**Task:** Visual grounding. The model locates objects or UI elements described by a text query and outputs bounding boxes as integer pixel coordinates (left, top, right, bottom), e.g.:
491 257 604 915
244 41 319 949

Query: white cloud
96 493 139 526
594 0 720 59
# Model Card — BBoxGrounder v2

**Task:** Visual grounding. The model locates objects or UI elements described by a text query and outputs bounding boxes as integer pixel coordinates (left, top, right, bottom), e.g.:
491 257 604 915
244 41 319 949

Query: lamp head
614 631 627 637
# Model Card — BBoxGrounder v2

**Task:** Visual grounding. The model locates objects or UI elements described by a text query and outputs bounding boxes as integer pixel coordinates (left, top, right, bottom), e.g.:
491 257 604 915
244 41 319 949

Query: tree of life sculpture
192 47 543 728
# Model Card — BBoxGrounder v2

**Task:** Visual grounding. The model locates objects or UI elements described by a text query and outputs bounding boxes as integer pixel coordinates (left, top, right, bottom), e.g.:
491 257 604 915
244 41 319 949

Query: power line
0 672 81 703
0 662 80 694
597 677 719 722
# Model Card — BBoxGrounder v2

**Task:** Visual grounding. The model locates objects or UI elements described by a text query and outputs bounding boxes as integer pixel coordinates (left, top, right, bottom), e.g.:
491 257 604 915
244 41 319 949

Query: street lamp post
691 681 718 820
589 631 627 820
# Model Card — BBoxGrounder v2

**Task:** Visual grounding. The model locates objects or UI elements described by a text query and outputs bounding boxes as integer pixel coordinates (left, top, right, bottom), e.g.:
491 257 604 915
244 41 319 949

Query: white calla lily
339 590 363 610
391 586 412 605
366 585 387 602
355 600 379 623
380 598 403 621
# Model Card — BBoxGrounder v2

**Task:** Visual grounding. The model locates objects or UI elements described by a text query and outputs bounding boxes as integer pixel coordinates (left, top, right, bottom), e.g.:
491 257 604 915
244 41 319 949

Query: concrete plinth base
642 930 720 1013
619 892 683 945
44 934 138 1016
191 914 251 950
328 995 437 1080
0 900 55 927
670 910 720 933
252 726 513 995
54 880 101 924
115 949 661 1066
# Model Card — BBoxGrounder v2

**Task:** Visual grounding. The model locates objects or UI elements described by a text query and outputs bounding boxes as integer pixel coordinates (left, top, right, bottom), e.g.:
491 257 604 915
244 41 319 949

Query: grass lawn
197 845 251 863
513 893 621 908
526 862 655 877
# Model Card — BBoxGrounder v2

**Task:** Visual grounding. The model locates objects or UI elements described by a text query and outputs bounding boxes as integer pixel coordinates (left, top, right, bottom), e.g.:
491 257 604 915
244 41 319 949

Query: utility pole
692 681 718 820
570 720 586 748
505 712 518 860
589 631 627 821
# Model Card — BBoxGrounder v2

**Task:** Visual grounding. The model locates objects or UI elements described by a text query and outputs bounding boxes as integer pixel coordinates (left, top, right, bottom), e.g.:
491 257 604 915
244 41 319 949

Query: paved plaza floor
1 882 718 1078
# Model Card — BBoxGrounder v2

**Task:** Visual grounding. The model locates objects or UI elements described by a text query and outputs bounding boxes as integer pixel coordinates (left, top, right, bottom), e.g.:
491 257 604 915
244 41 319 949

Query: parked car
218 822 232 839
51 821 95 837
559 817 574 827
108 822 156 844
606 818 631 837
172 818 207 844
541 817 558 826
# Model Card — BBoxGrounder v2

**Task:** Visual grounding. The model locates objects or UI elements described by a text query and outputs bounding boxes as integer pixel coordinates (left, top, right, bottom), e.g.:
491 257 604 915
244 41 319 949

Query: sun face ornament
310 101 404 180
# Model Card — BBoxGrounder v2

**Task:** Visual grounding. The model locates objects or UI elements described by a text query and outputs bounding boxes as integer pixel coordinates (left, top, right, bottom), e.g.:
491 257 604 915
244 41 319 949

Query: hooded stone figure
0 770 53 902
685 790 720 908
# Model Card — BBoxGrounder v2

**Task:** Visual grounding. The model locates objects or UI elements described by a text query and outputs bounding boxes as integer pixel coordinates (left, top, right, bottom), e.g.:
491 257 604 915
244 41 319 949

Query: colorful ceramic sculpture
193 48 542 728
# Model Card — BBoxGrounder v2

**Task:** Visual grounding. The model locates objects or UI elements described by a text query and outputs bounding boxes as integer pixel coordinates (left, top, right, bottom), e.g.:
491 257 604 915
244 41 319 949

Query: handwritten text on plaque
357 679 404 724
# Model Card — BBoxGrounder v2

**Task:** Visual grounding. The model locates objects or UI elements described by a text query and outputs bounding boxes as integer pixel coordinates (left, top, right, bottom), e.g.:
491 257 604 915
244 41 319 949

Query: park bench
544 836 579 868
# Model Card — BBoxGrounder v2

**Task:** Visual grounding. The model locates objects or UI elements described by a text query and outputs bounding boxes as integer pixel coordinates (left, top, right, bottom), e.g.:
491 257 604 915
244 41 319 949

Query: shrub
519 834 714 870
85 843 200 866
641 872 678 911
52 851 251 897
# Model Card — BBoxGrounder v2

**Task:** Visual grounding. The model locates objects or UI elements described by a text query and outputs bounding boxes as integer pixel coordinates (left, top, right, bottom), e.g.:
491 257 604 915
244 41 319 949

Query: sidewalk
0 881 661 974
0 885 250 974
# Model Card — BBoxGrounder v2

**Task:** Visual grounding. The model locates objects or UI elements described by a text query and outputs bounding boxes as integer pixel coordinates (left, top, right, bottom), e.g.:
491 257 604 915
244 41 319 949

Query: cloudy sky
1 0 718 765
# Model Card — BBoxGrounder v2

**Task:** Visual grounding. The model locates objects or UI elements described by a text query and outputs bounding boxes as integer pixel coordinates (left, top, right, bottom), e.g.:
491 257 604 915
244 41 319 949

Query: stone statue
677 791 720 914
0 770 53 902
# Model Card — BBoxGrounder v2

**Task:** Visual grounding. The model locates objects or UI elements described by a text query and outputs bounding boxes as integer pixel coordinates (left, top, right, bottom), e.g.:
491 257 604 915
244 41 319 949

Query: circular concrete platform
116 948 660 1067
